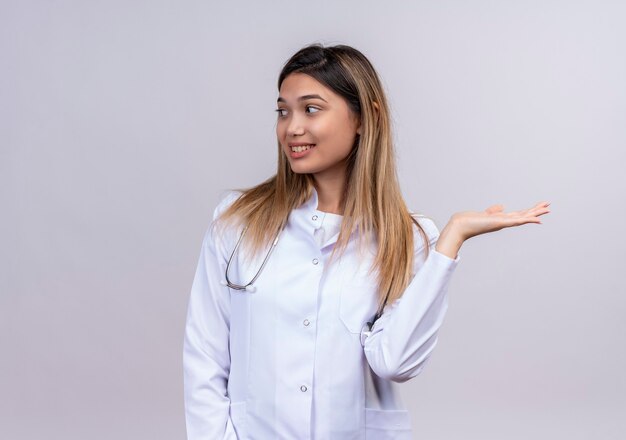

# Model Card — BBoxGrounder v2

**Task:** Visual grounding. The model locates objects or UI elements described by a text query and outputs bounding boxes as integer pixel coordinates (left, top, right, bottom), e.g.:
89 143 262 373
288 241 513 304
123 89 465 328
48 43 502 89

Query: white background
2 1 625 438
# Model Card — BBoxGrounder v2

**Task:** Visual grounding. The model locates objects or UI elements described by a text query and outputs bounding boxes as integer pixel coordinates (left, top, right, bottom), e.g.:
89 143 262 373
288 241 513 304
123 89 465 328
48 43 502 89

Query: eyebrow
276 94 328 103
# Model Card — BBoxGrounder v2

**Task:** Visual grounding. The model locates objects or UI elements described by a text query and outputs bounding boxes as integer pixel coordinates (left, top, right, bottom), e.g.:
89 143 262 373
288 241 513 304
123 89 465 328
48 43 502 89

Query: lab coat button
300 385 308 392
312 215 318 221
303 319 310 326
312 258 319 265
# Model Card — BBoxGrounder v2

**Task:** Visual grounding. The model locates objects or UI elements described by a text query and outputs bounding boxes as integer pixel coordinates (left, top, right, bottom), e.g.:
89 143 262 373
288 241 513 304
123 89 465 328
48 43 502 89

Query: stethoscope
219 222 385 347
219 224 284 293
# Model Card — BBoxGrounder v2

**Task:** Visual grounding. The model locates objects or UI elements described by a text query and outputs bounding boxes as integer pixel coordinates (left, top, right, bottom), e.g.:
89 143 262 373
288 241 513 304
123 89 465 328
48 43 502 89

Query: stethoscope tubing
223 224 284 292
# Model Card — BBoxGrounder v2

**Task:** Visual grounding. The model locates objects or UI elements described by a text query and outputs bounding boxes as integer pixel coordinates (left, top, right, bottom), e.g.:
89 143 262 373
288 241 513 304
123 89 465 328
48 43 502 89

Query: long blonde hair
215 43 431 315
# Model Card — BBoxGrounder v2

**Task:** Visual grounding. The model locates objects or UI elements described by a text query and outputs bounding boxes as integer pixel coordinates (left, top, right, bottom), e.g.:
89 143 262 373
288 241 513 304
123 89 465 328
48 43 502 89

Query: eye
274 105 319 118
305 105 320 114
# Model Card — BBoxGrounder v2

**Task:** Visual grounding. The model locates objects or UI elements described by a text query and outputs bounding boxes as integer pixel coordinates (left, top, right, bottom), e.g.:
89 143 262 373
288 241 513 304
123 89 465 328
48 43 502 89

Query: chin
289 166 311 175
287 160 312 174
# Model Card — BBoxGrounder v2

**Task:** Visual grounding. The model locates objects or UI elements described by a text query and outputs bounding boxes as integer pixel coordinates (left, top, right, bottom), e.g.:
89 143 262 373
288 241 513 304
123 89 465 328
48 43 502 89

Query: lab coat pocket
339 281 379 334
229 401 248 439
365 408 412 439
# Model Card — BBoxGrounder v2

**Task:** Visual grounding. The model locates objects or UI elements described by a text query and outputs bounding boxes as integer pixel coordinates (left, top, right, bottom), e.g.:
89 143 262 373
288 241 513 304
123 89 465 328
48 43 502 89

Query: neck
313 171 346 215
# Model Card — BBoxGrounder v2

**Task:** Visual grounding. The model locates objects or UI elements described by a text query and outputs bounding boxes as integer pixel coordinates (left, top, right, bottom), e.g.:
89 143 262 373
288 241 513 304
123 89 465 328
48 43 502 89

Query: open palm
452 201 551 241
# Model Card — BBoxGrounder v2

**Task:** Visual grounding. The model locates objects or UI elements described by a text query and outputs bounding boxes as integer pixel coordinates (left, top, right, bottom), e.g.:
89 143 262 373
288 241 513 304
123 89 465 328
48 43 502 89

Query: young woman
183 43 550 439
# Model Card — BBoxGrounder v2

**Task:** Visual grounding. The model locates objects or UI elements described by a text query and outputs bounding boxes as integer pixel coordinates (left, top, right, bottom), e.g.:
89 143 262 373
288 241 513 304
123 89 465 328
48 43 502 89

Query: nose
286 113 305 137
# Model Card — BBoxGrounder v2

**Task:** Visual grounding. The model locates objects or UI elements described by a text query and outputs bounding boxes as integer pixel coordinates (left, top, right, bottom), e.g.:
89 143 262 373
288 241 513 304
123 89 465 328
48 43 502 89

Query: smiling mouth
290 144 316 152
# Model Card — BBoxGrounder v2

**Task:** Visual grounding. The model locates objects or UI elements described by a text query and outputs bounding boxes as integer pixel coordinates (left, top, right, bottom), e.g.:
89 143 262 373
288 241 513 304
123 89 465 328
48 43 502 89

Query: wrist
435 221 465 260
441 218 466 242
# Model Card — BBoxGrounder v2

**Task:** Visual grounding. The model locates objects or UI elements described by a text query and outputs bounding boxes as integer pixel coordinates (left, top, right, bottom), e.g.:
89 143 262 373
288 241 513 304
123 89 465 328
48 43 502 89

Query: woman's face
276 73 361 178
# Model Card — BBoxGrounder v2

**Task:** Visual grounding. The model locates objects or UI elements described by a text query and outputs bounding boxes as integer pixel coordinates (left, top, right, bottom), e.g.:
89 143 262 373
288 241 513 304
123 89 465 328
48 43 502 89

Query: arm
363 198 550 382
183 193 240 439
363 218 461 383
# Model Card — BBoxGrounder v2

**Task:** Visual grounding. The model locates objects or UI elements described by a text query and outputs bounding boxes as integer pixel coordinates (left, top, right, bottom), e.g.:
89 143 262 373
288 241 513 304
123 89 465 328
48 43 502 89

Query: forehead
278 73 336 101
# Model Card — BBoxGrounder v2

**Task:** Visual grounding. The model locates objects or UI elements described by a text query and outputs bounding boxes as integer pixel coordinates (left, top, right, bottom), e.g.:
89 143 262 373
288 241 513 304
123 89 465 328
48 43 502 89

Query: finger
527 205 551 215
521 208 548 219
529 207 551 217
499 202 549 217
485 204 504 214
514 205 542 216
514 217 542 226
504 211 545 226
502 206 550 226
522 213 548 225
522 202 550 212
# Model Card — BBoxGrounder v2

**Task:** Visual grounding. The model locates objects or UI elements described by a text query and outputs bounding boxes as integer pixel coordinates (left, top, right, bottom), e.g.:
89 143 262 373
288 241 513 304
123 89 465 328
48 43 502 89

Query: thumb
485 204 504 214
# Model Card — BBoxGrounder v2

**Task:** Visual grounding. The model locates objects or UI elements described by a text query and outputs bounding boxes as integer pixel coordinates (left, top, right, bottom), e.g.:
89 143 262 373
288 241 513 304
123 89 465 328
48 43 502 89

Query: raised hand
435 201 551 260
452 200 551 241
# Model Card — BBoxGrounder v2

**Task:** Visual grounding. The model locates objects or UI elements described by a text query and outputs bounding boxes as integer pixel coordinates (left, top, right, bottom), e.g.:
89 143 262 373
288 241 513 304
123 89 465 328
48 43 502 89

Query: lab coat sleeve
183 192 241 440
363 217 461 383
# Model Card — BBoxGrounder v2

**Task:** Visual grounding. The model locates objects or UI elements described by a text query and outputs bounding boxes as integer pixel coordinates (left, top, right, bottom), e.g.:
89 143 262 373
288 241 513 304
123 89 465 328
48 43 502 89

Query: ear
356 101 379 135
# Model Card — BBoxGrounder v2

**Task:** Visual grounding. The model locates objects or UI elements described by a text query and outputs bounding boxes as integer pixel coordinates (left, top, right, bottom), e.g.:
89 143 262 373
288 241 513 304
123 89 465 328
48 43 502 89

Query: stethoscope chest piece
220 279 257 292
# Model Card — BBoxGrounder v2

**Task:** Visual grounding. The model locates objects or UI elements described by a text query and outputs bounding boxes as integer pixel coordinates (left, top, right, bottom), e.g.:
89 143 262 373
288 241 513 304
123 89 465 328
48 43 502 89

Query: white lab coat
183 187 461 439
